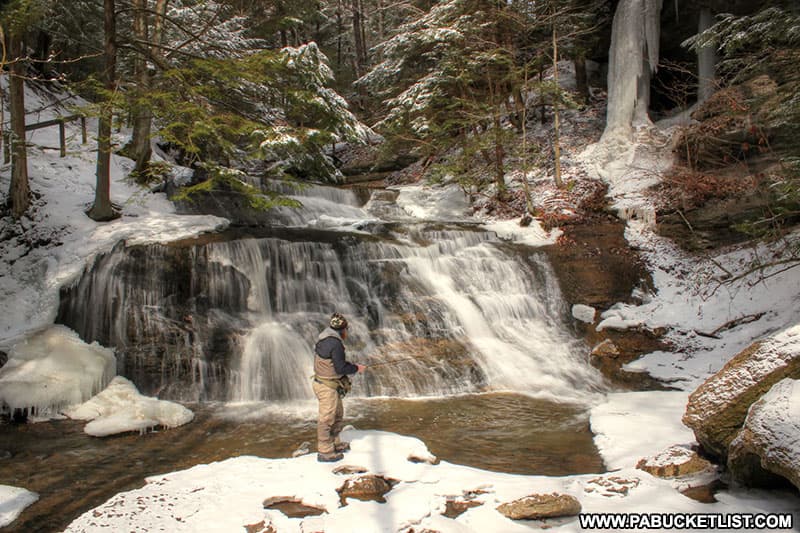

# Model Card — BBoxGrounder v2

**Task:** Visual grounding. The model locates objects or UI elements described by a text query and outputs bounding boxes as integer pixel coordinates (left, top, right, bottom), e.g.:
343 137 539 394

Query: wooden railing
3 114 88 163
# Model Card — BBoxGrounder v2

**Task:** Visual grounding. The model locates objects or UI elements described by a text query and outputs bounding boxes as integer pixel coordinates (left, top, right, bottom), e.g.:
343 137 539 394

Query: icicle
602 0 663 141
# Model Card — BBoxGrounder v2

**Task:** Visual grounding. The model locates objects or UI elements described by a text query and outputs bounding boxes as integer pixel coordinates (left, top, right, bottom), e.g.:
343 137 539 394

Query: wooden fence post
59 120 66 157
81 116 87 144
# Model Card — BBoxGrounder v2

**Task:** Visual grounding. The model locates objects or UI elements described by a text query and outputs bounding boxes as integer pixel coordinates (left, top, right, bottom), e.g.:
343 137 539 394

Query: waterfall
603 0 663 141
58 185 604 404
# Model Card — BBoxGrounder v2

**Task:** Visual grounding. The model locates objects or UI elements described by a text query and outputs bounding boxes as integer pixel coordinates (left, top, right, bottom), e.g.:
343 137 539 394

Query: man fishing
312 312 366 462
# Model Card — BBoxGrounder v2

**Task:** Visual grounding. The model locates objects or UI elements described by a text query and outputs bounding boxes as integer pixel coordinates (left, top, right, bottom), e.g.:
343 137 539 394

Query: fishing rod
363 355 430 368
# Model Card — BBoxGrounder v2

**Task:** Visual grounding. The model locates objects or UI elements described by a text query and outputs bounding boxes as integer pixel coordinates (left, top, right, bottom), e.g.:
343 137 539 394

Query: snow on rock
63 376 194 437
0 325 115 415
481 218 561 247
571 304 596 324
635 445 716 479
683 324 800 460
728 378 800 490
0 485 38 528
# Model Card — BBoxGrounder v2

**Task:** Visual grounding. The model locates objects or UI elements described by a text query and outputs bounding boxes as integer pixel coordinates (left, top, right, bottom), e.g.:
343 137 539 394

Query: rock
591 339 620 359
333 465 368 475
583 476 640 498
728 378 800 490
292 441 311 457
636 445 715 478
496 493 581 520
244 520 277 533
337 475 395 503
683 326 800 461
262 497 326 518
443 497 482 518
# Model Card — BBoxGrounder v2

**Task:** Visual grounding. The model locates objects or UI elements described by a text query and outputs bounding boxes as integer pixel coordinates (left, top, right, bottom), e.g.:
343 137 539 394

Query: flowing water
5 180 612 529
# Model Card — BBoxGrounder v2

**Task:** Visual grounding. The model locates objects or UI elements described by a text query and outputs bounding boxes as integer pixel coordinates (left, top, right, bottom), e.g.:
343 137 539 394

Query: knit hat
330 312 348 330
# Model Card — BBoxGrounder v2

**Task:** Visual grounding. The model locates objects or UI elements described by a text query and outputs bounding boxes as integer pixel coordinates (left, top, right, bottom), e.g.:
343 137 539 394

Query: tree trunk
129 0 152 179
574 55 589 104
88 0 120 222
520 66 533 215
351 0 366 76
552 25 563 189
8 34 29 219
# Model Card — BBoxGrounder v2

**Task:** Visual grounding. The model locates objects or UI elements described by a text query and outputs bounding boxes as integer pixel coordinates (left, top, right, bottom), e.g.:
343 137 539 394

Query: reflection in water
0 393 602 532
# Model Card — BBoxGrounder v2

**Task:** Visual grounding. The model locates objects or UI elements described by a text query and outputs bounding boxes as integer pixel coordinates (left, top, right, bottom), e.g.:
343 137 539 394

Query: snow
481 218 561 247
0 325 115 415
62 376 194 437
0 485 38 528
64 428 800 533
590 391 694 471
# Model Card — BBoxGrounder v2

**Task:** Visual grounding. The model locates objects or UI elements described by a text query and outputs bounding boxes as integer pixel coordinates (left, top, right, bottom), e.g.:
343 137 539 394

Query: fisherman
312 312 366 462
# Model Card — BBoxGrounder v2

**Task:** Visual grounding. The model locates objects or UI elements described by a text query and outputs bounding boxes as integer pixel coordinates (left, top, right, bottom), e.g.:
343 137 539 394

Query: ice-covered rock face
0 325 116 416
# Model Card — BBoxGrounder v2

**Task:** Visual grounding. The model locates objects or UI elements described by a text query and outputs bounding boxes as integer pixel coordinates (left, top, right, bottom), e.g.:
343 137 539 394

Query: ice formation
0 325 115 415
603 0 663 141
63 376 194 437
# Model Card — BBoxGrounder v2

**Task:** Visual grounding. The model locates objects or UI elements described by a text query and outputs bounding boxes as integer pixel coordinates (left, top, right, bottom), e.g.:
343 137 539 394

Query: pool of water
0 393 603 531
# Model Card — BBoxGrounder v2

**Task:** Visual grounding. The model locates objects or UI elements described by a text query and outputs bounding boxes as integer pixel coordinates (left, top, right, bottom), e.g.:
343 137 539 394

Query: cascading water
58 182 605 405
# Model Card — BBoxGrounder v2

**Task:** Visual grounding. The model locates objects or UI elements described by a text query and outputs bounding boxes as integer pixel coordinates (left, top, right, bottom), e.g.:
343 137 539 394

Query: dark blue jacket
315 329 358 376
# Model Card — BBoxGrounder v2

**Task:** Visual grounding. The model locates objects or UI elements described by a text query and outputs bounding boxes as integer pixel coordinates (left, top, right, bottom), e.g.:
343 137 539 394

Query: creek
3 181 611 530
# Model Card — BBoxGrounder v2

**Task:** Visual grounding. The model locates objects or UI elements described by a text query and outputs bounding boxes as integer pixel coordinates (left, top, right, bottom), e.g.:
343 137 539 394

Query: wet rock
496 493 581 520
728 379 800 490
683 329 800 461
337 475 396 503
680 480 726 504
583 476 640 498
543 215 651 310
636 445 715 479
292 441 311 457
262 497 326 518
590 339 620 359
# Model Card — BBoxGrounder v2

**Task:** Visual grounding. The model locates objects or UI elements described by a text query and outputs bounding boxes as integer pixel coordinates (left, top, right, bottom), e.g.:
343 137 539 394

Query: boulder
728 378 800 490
338 475 395 503
683 325 800 460
496 493 581 520
636 445 715 479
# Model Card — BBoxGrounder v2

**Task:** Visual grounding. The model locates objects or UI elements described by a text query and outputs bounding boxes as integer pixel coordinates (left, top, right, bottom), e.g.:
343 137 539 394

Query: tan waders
313 378 345 460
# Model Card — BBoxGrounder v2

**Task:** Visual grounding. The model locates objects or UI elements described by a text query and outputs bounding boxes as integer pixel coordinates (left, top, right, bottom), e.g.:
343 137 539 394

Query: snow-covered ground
2 80 800 530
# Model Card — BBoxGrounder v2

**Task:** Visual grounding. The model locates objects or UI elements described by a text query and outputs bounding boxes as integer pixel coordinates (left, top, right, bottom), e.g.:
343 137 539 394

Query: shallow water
0 393 602 532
